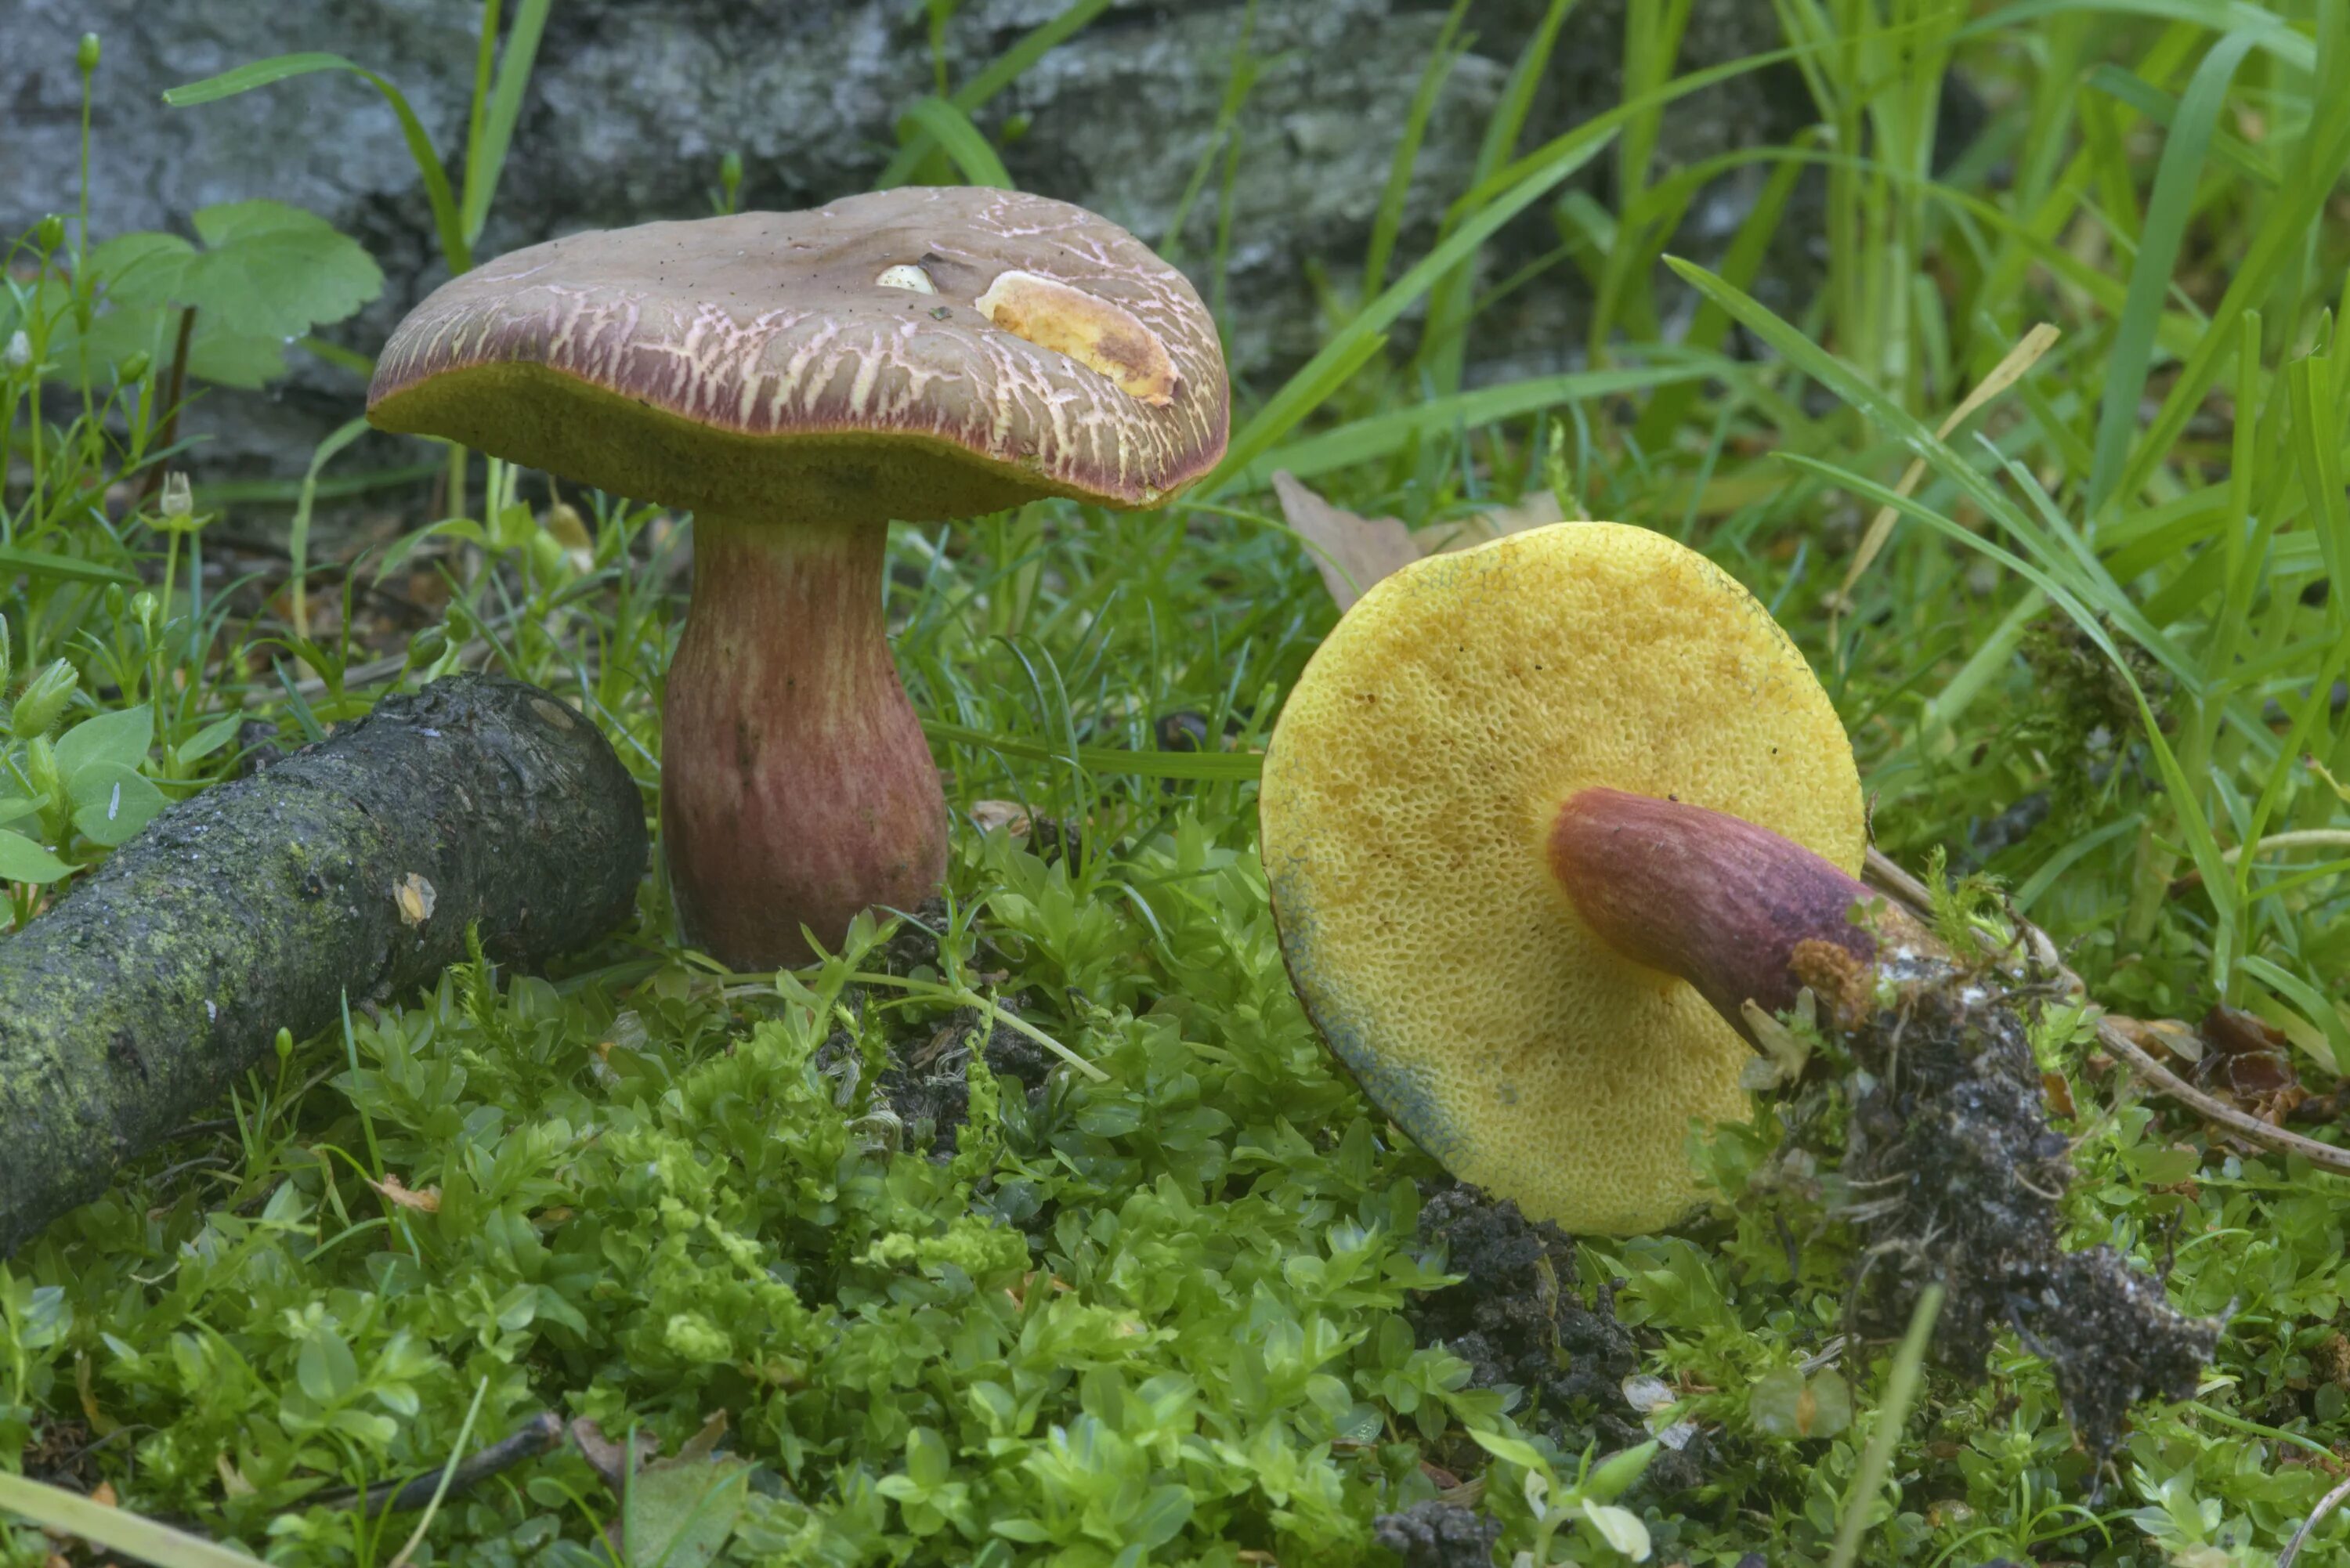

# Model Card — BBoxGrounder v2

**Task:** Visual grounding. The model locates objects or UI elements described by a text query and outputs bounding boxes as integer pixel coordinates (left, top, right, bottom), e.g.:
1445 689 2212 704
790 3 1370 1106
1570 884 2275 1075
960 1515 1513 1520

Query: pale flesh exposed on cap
369 188 1229 967
1258 522 1864 1236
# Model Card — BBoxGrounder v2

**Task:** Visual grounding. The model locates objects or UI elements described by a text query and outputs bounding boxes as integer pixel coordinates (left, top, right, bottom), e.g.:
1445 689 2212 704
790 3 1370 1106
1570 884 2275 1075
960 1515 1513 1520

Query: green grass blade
464 0 504 226
1962 0 2313 68
2240 956 2350 1071
1208 127 1619 490
1246 361 1720 486
164 55 469 273
1415 0 1580 395
1362 0 1473 301
290 416 373 638
0 1472 262 1567
2084 30 2258 517
2289 357 2350 634
1159 2 1263 264
1632 143 1810 450
876 0 1111 188
461 0 554 247
891 97 1014 190
921 719 1264 782
2081 63 2277 186
0 545 139 588
2114 40 2350 505
1827 1284 1944 1568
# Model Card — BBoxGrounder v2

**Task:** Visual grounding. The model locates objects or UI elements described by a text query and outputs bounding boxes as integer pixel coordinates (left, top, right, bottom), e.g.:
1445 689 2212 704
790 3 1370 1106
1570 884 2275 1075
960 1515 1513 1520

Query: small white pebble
1622 1374 1676 1412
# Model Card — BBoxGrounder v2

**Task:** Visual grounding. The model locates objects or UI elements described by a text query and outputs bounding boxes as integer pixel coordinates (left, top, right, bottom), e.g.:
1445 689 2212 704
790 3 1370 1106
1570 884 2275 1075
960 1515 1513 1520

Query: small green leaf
0 831 71 885
1750 1367 1850 1439
1467 1427 1551 1472
1130 1484 1193 1550
184 201 385 344
1581 1499 1653 1562
905 1428 950 1488
55 705 153 779
295 1328 360 1404
1585 1439 1658 1502
69 764 165 847
85 231 198 309
624 1455 752 1568
175 713 248 768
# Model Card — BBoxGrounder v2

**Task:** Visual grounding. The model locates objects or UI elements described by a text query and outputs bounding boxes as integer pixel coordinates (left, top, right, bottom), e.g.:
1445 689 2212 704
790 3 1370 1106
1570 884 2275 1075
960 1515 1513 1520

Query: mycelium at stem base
1546 784 2219 1461
663 511 947 970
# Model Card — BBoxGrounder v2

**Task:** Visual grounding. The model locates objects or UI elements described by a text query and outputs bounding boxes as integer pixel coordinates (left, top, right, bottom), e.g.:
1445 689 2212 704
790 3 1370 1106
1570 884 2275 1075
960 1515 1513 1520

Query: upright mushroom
369 189 1229 967
1259 522 1864 1235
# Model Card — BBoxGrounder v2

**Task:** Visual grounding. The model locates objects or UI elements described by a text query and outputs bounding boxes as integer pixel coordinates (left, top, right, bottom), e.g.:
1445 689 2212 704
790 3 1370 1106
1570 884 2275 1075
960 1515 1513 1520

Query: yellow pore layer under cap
1259 522 1864 1235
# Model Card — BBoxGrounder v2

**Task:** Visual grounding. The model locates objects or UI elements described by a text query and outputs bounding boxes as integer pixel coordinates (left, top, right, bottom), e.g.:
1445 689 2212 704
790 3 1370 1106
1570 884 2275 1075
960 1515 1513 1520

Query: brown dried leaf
569 1418 660 1490
2040 1071 2077 1118
367 1173 441 1213
1272 471 1419 611
967 800 1031 837
1420 488 1567 554
2196 1003 2305 1121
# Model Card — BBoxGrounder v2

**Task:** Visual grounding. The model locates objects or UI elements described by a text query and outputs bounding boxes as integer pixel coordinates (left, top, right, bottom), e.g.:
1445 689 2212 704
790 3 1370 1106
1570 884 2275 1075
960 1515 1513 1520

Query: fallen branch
314 1412 567 1516
1861 847 2350 1179
0 674 648 1255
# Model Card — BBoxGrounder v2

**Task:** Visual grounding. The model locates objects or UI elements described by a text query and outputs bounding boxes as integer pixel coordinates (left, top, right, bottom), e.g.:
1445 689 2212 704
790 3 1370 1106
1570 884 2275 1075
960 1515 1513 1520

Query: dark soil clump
1371 1499 1502 1568
1785 943 2221 1459
1404 1181 1701 1495
876 1006 1055 1158
1409 1181 1637 1413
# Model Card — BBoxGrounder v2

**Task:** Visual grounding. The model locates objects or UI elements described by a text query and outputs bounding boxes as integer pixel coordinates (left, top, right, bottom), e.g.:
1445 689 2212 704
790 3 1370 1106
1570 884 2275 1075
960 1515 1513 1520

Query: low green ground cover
5 2 2350 1563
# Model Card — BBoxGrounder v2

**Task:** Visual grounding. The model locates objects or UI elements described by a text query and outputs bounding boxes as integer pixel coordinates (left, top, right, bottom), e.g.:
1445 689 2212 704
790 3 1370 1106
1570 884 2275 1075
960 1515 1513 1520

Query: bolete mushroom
368 188 1228 967
1258 522 1864 1235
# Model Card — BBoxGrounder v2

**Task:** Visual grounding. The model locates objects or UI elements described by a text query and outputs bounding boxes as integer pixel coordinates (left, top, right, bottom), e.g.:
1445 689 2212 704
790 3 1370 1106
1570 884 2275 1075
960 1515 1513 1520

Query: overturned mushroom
1548 789 2220 1458
1259 522 1866 1236
371 188 1229 967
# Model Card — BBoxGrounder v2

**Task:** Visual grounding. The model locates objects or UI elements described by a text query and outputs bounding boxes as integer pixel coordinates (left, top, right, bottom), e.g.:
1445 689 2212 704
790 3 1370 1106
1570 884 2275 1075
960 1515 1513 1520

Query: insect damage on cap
367 187 1227 524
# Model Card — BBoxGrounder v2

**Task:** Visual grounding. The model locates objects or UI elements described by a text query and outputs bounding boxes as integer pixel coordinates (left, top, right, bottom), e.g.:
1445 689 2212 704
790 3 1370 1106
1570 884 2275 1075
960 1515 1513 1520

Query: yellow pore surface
1259 522 1864 1235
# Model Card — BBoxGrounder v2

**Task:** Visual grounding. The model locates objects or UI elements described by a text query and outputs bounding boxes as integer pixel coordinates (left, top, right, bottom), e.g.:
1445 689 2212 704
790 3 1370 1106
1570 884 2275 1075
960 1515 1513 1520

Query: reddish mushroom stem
1547 787 1906 1033
663 511 947 968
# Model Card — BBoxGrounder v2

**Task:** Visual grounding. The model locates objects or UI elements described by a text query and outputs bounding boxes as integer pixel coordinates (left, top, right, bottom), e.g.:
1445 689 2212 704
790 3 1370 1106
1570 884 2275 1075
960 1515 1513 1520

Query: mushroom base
663 511 947 968
1549 787 2220 1454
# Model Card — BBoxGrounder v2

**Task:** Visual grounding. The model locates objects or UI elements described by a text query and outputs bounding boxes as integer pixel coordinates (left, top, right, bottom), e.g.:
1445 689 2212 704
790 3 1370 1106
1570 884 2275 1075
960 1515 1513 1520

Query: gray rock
5 0 1822 479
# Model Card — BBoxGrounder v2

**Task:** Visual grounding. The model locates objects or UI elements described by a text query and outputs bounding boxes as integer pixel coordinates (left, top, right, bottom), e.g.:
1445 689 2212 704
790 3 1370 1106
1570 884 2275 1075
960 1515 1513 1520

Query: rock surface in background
4 0 1824 476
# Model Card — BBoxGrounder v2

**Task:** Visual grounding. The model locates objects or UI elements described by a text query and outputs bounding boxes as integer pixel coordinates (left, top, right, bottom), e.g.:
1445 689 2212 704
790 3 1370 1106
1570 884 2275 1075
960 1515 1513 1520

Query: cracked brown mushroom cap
1259 523 1864 1236
368 188 1228 968
368 188 1227 522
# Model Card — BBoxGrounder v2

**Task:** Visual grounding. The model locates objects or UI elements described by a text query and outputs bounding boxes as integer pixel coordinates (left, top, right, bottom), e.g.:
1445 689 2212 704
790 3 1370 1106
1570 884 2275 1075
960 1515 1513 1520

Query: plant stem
1828 1282 1944 1568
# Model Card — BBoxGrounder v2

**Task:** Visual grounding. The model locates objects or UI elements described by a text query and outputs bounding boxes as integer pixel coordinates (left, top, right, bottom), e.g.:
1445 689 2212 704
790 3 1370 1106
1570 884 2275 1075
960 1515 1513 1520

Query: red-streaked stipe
1547 786 1881 1031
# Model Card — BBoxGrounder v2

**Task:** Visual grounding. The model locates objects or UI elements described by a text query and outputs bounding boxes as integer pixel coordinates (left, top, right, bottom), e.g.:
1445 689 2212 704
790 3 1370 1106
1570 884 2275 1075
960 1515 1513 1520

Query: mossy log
0 674 648 1255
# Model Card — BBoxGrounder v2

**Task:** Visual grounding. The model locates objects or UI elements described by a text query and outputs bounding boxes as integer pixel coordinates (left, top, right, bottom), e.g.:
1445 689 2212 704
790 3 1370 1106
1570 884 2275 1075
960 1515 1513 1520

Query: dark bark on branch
0 674 648 1254
319 1412 570 1516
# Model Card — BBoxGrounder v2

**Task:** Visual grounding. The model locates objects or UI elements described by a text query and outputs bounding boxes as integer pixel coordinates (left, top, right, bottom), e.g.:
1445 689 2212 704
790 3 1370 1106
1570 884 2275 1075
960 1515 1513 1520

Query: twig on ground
1861 848 2350 1179
312 1411 566 1516
2280 1473 2350 1568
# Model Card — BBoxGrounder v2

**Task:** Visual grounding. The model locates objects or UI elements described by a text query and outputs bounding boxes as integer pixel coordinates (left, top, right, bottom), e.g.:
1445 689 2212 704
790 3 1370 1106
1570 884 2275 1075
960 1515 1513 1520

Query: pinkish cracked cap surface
367 187 1229 523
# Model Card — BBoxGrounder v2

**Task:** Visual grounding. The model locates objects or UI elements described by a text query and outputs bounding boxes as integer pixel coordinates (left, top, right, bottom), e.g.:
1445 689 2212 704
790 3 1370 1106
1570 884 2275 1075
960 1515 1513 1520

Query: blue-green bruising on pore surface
1266 856 1469 1172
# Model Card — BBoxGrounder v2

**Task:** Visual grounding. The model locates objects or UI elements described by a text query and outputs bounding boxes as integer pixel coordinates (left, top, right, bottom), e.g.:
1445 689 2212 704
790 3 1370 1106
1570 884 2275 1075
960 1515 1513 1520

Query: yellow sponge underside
1260 522 1864 1235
